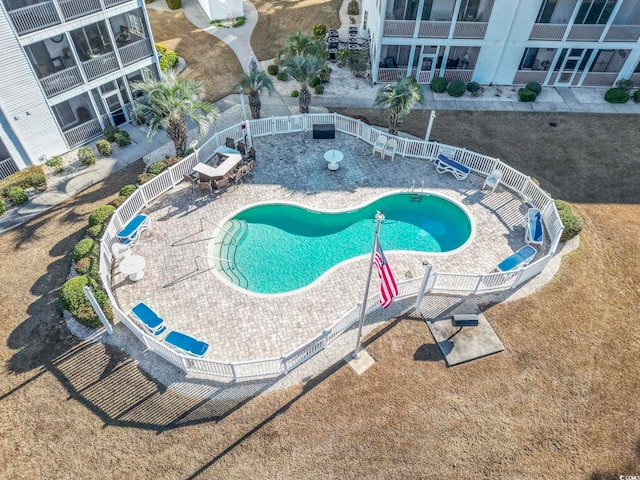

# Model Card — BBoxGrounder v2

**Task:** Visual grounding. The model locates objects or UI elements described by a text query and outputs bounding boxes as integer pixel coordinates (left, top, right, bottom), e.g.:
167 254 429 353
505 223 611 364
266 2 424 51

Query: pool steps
211 219 249 288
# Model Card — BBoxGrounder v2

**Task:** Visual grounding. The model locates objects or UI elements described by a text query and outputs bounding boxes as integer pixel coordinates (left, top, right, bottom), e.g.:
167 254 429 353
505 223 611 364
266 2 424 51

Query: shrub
518 88 537 102
447 80 466 97
156 44 179 70
114 131 131 147
430 76 449 93
59 276 113 328
146 161 167 175
119 184 137 197
45 156 64 172
96 139 112 156
72 238 95 262
309 76 322 88
634 90 640 103
165 0 181 10
555 199 583 243
27 171 46 191
526 82 542 95
291 90 299 97
109 196 127 208
615 78 634 91
78 147 96 166
164 156 182 167
466 81 481 93
314 84 324 94
345 50 368 78
75 255 98 277
103 126 120 142
313 24 327 40
137 173 156 185
319 65 332 83
276 71 289 81
6 186 28 205
88 205 115 227
267 64 279 76
87 224 104 239
0 166 46 195
0 199 5 216
347 0 360 15
604 87 629 103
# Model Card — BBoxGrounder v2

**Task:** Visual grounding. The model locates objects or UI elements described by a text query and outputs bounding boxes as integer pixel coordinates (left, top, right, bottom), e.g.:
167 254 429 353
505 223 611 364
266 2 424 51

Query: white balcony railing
442 69 473 83
119 39 153 66
452 21 487 39
8 1 60 35
383 20 415 37
82 52 119 80
40 66 83 97
567 24 606 41
581 72 618 87
418 21 450 38
513 70 549 85
604 25 640 41
58 0 101 20
104 0 133 7
63 118 103 147
0 158 19 181
377 68 407 82
529 23 567 40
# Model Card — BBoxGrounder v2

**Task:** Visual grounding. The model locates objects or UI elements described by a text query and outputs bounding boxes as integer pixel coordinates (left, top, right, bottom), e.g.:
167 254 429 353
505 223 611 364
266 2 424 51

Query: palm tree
276 30 327 64
373 77 425 136
131 70 218 157
283 55 326 114
233 70 274 119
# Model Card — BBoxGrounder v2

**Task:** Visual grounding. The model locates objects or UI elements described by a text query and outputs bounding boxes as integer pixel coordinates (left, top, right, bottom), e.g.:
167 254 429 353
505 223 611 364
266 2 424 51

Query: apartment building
361 0 640 87
0 0 159 176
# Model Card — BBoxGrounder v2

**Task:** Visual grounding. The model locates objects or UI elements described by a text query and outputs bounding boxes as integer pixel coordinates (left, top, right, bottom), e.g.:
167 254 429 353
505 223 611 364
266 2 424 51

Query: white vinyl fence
98 113 564 381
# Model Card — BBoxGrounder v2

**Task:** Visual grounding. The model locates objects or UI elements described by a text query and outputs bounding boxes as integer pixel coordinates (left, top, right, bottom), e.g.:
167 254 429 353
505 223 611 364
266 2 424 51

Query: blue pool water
217 193 472 294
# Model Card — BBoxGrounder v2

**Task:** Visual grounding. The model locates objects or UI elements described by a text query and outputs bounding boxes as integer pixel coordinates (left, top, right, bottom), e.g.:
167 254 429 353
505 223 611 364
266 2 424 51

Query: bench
451 314 479 327
312 123 335 139
434 154 470 180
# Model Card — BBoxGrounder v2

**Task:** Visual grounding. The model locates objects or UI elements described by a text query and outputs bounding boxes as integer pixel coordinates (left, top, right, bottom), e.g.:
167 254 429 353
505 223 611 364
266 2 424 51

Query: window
53 102 76 128
127 12 145 37
536 0 558 23
574 0 617 25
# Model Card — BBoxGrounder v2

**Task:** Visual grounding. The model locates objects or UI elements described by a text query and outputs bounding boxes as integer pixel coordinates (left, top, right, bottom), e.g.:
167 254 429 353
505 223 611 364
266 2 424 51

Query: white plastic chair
372 135 387 157
382 139 398 162
483 168 503 193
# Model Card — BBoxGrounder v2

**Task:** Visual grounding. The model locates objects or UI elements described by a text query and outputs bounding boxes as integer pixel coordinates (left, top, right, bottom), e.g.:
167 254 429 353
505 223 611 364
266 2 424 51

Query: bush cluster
0 199 6 216
634 90 640 103
88 205 115 227
156 44 179 70
87 224 104 239
604 87 629 104
0 166 47 195
430 77 449 93
314 84 324 94
347 0 360 15
518 88 537 102
59 276 113 328
267 64 279 76
45 156 64 173
114 131 131 147
313 24 327 40
319 65 332 83
276 71 289 81
146 161 168 175
137 173 156 185
6 186 28 205
309 77 322 88
164 156 182 167
72 238 95 262
526 82 542 95
466 81 481 93
291 90 299 97
103 126 120 142
96 139 112 156
78 147 96 166
447 80 466 97
555 199 583 242
165 0 181 10
119 184 137 197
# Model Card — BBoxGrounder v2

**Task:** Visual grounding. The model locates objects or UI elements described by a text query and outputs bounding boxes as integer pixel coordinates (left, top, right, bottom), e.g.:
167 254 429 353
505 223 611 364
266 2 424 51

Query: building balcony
104 0 132 7
441 68 473 83
418 21 450 38
58 0 101 21
81 51 119 81
580 71 619 86
604 25 640 42
529 23 568 41
452 21 487 39
377 67 407 82
118 38 153 66
566 24 606 41
383 20 415 37
513 70 549 85
63 118 103 147
40 66 83 97
7 1 60 35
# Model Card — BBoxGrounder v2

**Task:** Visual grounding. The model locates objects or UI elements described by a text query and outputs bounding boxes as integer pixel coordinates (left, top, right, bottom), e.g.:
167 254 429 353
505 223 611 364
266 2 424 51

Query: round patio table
324 149 344 171
119 254 146 282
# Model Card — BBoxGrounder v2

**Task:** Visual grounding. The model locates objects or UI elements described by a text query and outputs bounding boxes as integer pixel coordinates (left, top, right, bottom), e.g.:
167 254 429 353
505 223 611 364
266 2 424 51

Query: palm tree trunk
249 93 261 119
389 108 400 136
299 85 311 114
167 116 188 156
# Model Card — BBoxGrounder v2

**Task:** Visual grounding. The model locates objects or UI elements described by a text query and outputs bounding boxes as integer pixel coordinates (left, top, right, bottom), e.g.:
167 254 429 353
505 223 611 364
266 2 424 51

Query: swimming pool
211 193 473 294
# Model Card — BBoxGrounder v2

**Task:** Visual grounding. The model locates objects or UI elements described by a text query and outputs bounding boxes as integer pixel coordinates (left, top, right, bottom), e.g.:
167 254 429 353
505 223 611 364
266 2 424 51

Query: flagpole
352 211 385 359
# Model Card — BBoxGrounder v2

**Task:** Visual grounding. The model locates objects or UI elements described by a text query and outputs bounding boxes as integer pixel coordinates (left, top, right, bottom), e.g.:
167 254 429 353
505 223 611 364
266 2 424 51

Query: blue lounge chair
131 302 167 336
116 214 150 245
164 331 210 358
214 145 240 155
497 245 537 272
434 154 470 180
525 208 544 245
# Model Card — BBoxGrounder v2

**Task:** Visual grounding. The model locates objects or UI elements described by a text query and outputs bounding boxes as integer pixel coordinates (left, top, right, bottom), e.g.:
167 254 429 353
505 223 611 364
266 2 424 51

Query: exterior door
554 48 586 86
102 91 127 125
417 54 437 83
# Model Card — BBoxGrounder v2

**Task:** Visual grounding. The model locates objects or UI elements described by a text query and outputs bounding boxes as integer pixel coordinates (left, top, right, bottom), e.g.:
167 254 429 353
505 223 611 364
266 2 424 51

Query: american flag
374 241 398 309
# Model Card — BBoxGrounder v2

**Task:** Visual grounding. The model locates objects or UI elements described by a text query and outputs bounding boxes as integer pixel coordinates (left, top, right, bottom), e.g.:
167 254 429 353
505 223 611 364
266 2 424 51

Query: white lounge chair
525 208 544 245
483 168 503 193
382 138 398 162
372 134 387 157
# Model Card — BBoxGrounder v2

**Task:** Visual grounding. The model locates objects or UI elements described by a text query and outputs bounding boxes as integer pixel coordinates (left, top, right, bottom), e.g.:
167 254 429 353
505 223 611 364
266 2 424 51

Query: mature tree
283 55 326 114
131 70 218 156
373 77 425 135
233 70 274 119
276 30 327 64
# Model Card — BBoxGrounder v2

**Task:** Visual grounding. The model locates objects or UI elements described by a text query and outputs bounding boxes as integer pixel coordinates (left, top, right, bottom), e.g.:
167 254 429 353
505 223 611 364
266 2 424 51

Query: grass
147 9 243 101
0 112 639 478
250 0 343 60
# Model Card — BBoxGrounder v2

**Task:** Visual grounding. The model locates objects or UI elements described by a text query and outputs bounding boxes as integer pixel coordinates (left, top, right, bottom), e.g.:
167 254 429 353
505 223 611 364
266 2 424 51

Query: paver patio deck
112 132 545 363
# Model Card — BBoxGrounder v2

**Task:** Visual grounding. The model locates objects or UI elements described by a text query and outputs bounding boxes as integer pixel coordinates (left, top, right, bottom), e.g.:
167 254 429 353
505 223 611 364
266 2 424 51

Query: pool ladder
409 179 425 201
